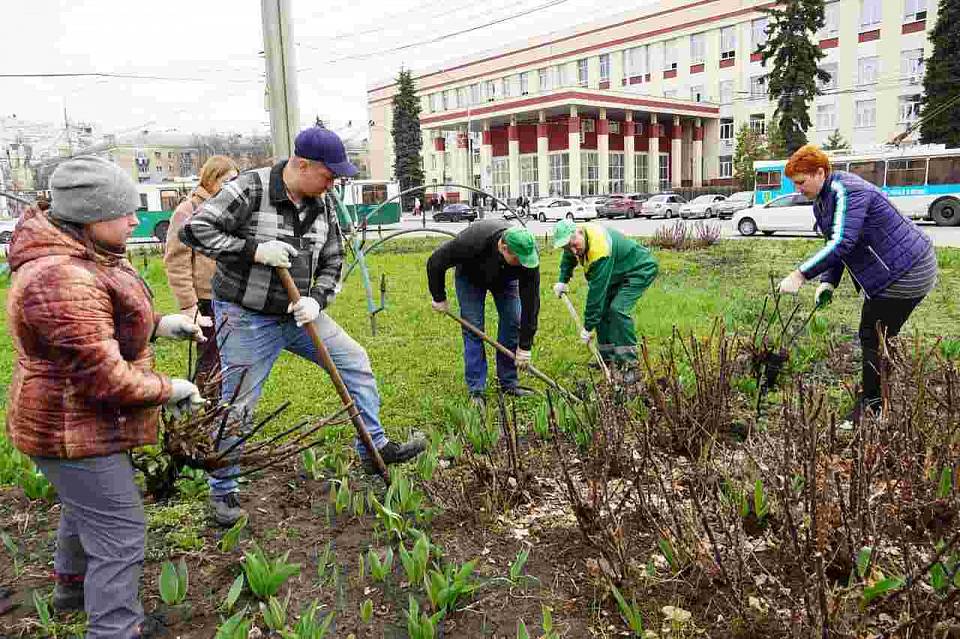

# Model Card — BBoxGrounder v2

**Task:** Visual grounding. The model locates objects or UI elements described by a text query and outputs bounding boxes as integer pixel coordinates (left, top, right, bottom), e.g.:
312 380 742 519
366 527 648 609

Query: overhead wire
0 71 262 84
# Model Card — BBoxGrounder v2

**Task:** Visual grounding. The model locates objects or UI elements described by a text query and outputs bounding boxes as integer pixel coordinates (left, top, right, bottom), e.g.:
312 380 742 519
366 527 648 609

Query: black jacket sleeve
426 237 469 302
517 267 541 351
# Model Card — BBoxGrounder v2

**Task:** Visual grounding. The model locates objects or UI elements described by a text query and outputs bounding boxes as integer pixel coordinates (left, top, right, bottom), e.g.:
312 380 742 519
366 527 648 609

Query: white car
679 194 727 219
714 191 755 219
531 197 598 222
733 193 818 236
0 217 18 244
640 193 686 218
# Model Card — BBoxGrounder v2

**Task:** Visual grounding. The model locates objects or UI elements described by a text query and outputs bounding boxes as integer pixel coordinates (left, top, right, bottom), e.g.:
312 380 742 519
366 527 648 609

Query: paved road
395 214 960 247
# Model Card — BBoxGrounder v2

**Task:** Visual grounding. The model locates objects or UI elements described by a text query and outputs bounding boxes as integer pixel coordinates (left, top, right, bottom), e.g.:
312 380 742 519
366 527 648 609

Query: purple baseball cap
293 126 358 177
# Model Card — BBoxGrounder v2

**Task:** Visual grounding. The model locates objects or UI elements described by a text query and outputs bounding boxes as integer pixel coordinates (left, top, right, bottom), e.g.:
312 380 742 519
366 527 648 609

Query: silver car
640 193 686 219
714 191 755 219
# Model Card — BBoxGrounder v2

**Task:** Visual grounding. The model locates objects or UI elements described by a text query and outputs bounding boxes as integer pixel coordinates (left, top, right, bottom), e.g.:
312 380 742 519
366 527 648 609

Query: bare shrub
649 220 722 250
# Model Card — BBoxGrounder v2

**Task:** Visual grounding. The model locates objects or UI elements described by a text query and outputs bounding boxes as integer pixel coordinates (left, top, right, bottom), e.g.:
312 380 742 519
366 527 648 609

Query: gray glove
254 240 299 268
165 379 205 419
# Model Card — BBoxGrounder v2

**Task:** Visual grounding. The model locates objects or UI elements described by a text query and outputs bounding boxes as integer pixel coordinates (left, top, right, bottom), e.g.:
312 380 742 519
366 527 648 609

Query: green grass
2 238 960 471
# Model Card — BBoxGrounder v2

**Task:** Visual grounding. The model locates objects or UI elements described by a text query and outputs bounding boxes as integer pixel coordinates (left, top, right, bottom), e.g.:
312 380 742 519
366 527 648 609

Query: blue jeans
209 300 388 497
455 273 520 394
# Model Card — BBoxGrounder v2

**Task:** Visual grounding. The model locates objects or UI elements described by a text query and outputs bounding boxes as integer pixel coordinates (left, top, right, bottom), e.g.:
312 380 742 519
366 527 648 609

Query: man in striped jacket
778 144 936 424
181 127 424 526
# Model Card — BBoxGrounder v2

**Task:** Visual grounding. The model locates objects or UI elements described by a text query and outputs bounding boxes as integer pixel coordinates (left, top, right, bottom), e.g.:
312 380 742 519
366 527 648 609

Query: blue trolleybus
753 145 960 226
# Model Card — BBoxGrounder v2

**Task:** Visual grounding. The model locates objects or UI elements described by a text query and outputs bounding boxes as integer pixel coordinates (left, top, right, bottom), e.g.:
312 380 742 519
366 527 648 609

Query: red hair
785 144 831 178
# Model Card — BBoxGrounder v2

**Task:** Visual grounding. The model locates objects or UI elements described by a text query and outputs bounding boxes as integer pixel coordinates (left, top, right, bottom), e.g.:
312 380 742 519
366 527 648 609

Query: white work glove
165 379 205 419
515 348 532 370
778 270 806 295
553 282 568 298
815 282 835 308
580 329 593 345
287 297 321 327
181 305 213 328
254 240 298 268
155 314 206 342
431 299 450 313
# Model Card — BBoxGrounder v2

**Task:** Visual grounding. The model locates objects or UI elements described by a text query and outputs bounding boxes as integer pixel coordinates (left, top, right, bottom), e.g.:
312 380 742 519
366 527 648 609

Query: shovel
443 310 580 403
560 292 611 381
277 267 389 482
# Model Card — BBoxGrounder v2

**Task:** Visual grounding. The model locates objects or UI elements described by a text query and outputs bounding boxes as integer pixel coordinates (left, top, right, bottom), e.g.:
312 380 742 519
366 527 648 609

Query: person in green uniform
551 219 658 372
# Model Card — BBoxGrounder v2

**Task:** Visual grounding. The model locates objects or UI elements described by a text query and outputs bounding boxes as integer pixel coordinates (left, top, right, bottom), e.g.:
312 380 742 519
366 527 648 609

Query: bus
133 180 196 241
337 180 401 230
753 145 960 226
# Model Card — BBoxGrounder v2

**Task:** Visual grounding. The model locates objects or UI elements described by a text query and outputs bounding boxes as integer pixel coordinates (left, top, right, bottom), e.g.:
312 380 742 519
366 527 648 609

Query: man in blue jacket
778 145 937 422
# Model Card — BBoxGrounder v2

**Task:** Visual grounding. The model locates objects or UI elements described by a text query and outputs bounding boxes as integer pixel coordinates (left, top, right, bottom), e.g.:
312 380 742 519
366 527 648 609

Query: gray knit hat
50 155 140 224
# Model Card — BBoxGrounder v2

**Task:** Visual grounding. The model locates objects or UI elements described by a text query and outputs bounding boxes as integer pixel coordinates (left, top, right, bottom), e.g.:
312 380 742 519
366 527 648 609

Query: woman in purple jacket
778 144 937 422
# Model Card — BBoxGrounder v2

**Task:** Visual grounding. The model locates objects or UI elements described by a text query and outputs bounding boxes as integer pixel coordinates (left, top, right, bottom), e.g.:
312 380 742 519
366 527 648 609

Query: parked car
640 193 686 219
714 191 755 219
530 197 598 222
433 203 478 223
732 193 816 236
679 194 727 219
0 217 18 244
598 193 648 219
582 196 608 208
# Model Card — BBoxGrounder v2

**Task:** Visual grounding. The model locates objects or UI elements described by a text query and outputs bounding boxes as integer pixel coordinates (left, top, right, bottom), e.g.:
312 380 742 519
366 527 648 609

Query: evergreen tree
766 114 789 159
391 69 424 210
821 129 851 151
921 0 960 145
757 0 831 154
734 124 768 189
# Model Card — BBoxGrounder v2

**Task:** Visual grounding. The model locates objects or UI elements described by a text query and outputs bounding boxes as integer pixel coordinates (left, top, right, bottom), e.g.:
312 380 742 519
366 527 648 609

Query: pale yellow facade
367 0 936 194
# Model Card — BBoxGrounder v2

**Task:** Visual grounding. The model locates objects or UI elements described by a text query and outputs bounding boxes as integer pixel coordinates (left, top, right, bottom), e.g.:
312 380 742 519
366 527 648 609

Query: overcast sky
1 0 656 137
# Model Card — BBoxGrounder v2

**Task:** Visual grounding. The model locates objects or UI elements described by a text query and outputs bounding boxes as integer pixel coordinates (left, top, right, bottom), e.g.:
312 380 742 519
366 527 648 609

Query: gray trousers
33 453 145 639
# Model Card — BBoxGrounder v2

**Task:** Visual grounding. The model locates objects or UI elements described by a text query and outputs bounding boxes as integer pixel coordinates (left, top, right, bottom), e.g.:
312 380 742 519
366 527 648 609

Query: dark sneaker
53 581 84 612
361 435 427 475
210 492 245 528
137 612 168 638
502 386 535 398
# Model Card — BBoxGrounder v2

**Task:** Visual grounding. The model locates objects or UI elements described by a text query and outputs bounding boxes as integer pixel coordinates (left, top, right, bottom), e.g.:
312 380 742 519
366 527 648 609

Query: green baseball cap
502 227 539 268
552 219 577 249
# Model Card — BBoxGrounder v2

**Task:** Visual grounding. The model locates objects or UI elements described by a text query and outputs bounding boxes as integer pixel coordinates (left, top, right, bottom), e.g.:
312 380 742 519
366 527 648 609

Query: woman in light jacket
163 155 239 397
7 156 205 637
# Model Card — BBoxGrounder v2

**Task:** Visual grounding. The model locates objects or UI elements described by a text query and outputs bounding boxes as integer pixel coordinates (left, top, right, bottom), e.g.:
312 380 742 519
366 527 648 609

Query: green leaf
931 563 949 593
862 576 905 605
159 560 180 605
855 546 873 579
510 549 529 581
177 558 189 603
541 604 554 632
938 466 953 500
361 598 374 623
218 513 248 553
215 609 251 639
223 574 244 612
517 618 530 639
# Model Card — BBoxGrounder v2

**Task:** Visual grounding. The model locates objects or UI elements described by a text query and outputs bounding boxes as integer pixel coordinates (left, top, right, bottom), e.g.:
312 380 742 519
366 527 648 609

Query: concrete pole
537 110 550 199
648 114 660 193
671 115 683 189
624 111 635 192
568 105 581 197
692 118 704 188
508 115 521 200
261 0 300 158
597 107 609 194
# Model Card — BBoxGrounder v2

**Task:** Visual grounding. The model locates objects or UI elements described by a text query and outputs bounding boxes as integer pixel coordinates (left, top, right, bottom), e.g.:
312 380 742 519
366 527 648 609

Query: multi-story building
77 132 200 185
367 0 934 201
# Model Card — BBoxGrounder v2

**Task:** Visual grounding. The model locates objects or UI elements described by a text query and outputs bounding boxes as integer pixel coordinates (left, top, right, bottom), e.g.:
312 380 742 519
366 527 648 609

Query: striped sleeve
799 180 867 279
179 176 258 261
310 196 344 308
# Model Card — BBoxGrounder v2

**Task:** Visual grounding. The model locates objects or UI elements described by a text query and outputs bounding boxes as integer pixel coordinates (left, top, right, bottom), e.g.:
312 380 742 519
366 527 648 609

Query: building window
581 151 599 195
431 93 442 112
484 80 497 101
720 80 734 104
553 65 565 88
816 103 837 130
520 72 530 95
899 94 922 123
818 63 838 91
430 154 437 170
904 0 927 22
492 157 510 199
752 17 769 50
691 85 704 102
503 77 514 98
581 119 595 133
549 153 570 196
441 91 449 110
750 75 767 98
663 89 678 99
720 117 735 141
750 113 766 135
860 0 881 30
456 87 467 108
538 67 549 91
887 158 926 186
470 83 481 105
690 33 705 64
721 26 737 59
624 45 647 78
658 153 670 190
719 155 733 178
519 155 539 198
901 48 925 81
664 39 679 71
820 2 839 37
856 99 877 127
577 58 589 86
599 54 610 82
609 152 625 193
634 153 649 192
858 56 880 85
609 120 621 134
